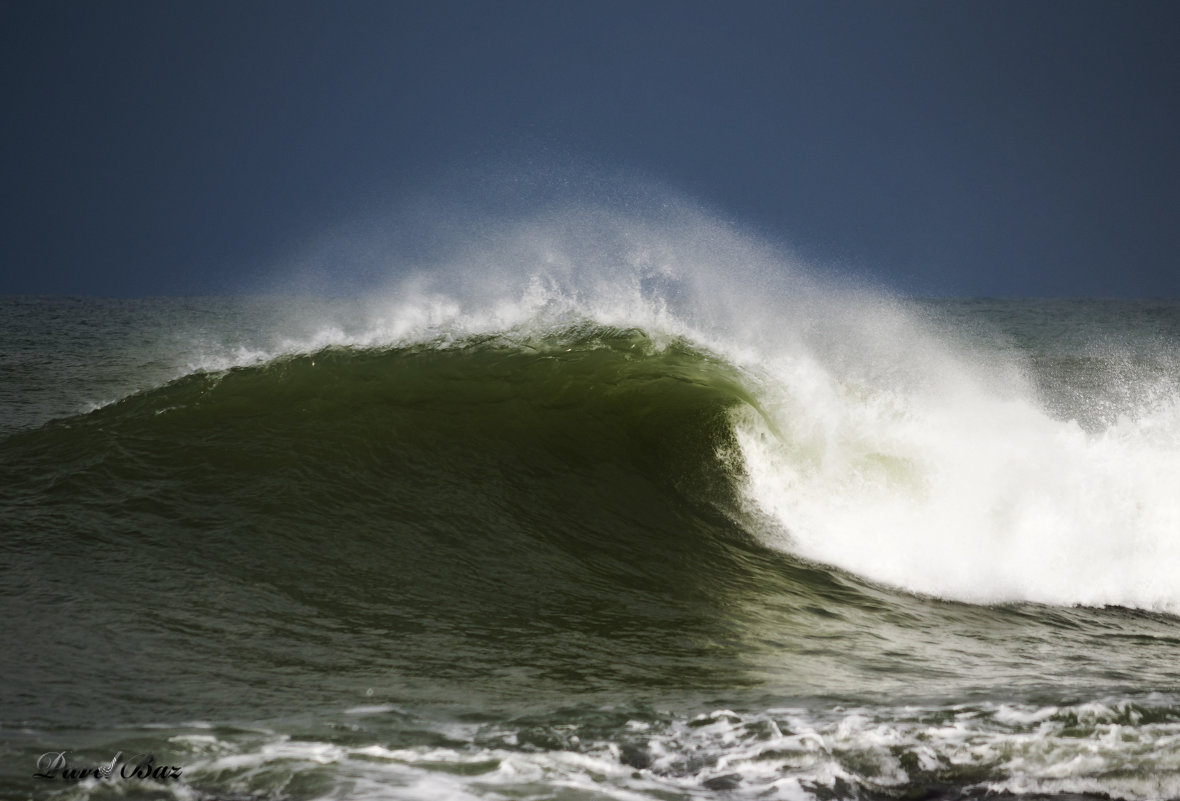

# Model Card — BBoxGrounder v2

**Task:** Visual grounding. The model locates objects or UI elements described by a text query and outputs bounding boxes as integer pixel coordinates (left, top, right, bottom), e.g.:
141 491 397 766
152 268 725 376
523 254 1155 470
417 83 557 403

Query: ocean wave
4 204 1179 620
5 296 1180 621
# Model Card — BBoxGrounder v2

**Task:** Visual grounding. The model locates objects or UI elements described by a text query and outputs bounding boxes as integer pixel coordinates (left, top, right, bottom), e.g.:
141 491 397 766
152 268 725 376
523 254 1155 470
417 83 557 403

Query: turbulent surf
2 203 1179 799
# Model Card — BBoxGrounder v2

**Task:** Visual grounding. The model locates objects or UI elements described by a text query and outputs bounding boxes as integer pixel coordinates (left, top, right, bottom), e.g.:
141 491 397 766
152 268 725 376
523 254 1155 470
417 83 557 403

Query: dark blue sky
3 0 1178 296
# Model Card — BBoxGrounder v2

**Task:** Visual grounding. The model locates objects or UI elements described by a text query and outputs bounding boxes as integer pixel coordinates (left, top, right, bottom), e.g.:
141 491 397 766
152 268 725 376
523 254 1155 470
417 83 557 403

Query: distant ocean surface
3 219 1180 800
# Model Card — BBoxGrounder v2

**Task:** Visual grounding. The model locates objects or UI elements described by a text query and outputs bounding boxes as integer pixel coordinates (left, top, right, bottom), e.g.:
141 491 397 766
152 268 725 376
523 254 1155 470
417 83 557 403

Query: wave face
2 203 1180 800
3 330 765 672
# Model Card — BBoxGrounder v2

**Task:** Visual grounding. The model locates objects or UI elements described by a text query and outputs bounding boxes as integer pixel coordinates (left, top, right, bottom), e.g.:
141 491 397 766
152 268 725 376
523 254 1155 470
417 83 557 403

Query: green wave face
3 328 789 718
11 327 757 567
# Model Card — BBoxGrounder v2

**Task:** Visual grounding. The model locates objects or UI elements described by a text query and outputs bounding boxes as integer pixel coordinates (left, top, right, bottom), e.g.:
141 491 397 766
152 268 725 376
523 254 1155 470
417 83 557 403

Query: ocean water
2 212 1180 800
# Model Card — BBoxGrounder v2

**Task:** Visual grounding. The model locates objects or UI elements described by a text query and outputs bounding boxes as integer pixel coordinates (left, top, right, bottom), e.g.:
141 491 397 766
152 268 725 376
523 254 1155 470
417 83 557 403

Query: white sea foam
98 698 1180 801
729 312 1180 612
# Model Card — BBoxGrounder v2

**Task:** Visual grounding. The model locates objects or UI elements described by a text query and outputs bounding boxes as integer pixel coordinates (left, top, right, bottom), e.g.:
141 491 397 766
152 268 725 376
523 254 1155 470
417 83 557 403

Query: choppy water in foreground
2 274 1179 799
